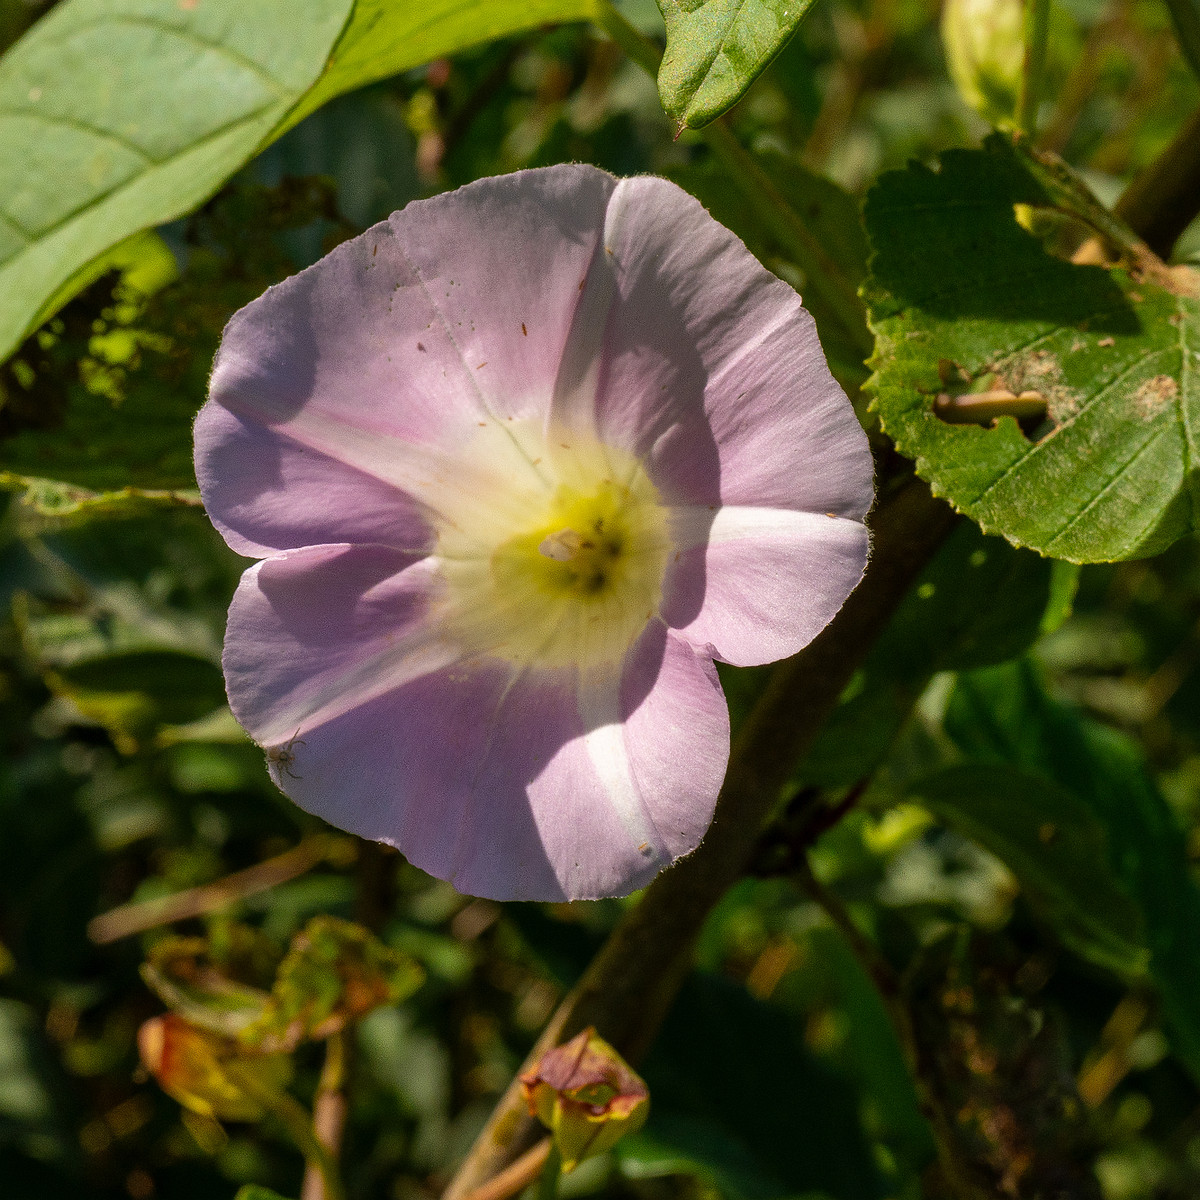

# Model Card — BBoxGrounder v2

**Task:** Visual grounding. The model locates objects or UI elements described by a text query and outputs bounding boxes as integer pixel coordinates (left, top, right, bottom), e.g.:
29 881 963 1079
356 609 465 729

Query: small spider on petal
194 165 873 902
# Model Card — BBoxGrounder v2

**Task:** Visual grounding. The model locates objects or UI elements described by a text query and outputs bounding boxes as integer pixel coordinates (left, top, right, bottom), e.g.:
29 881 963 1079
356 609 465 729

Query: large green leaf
0 0 601 367
283 0 600 132
908 763 1148 977
656 0 818 128
864 134 1200 563
0 0 354 365
947 661 1200 1084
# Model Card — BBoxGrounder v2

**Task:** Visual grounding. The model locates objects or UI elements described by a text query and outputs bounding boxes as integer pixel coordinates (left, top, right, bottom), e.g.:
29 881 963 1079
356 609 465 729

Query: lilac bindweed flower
195 165 873 902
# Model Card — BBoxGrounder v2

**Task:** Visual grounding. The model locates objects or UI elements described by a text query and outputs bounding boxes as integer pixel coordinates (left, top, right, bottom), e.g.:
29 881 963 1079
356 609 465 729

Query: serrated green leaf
864 134 1200 563
657 0 818 128
235 1188 296 1200
0 0 354 365
283 0 601 133
908 763 1148 977
947 660 1200 1084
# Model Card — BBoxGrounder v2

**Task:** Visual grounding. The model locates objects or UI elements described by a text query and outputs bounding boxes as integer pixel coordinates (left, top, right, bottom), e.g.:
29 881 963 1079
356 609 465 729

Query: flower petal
662 506 871 666
200 165 624 551
393 163 618 424
223 544 459 748
554 175 873 519
194 402 434 558
227 567 726 898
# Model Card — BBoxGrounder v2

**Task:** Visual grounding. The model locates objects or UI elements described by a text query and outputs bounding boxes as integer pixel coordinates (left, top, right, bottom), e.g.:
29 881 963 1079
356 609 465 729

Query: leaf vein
1043 426 1168 552
37 14 291 96
0 108 155 164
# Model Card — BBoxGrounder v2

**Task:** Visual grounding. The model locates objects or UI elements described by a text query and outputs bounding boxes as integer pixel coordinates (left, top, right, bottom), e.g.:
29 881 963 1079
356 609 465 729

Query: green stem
1164 0 1200 81
593 1 873 359
1018 0 1051 137
259 1087 347 1200
537 1144 563 1200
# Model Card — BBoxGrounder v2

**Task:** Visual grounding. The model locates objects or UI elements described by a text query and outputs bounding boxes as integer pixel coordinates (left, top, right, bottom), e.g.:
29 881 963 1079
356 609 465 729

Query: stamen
539 528 584 561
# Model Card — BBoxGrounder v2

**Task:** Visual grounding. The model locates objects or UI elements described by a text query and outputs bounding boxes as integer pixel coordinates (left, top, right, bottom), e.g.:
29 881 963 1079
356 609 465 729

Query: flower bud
519 1028 649 1171
941 0 1024 128
138 1014 291 1122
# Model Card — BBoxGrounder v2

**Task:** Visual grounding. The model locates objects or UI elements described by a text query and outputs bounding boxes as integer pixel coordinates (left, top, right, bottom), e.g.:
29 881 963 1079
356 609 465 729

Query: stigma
431 422 672 670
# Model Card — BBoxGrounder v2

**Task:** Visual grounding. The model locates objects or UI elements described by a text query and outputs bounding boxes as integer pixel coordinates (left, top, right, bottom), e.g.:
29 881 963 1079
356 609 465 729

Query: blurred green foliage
0 0 1199 1199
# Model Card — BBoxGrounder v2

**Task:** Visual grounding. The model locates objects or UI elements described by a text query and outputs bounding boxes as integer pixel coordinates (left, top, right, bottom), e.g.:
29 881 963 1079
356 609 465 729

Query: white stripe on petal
669 504 868 552
576 663 669 868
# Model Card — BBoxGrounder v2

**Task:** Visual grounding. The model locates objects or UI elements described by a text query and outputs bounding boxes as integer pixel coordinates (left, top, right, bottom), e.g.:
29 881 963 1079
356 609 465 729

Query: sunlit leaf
864 134 1200 562
0 0 604 368
247 916 424 1050
0 0 354 364
141 931 277 1038
656 0 819 128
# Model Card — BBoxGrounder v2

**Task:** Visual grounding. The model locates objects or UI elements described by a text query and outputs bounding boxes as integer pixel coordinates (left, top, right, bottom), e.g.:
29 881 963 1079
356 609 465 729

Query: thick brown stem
1114 105 1200 259
442 476 957 1200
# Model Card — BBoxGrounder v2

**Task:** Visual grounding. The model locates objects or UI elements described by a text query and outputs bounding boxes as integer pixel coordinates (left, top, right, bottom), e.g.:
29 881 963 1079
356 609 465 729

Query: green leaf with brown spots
863 134 1200 563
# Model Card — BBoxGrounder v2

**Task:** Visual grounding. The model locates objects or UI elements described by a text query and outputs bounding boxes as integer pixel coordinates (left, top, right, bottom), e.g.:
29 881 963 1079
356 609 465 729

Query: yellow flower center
432 425 671 669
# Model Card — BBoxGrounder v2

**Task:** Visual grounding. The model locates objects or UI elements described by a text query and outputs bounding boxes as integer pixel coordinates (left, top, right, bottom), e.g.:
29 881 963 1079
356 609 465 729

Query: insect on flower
195 165 874 901
265 731 306 781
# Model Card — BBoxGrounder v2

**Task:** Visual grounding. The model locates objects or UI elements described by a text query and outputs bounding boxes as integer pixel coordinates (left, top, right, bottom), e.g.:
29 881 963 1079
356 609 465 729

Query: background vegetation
2 0 1199 1198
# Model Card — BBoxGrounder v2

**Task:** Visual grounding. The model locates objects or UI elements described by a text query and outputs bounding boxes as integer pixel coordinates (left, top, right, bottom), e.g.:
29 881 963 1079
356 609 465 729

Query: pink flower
194 165 873 902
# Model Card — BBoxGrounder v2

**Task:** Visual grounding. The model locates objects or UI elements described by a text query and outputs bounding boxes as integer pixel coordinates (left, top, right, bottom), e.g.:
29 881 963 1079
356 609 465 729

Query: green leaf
283 0 601 132
246 915 424 1050
656 0 819 128
141 932 276 1039
47 649 228 748
0 0 604 368
234 1188 296 1200
0 0 355 365
800 521 1053 787
907 763 1148 976
864 134 1200 563
947 660 1200 1083
630 972 885 1200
